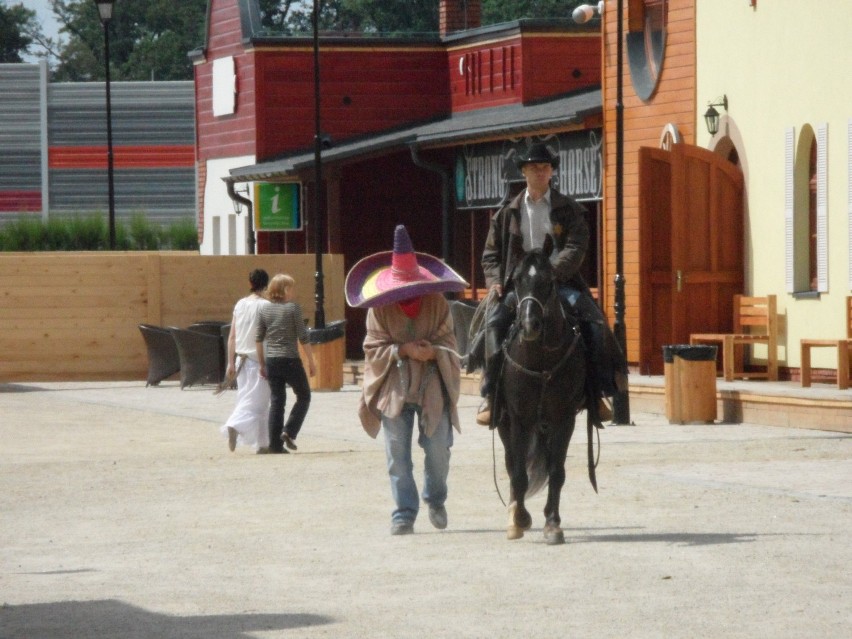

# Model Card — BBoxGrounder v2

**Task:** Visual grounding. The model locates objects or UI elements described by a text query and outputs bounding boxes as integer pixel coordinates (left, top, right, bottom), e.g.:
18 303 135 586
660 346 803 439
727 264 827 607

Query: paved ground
1 381 850 638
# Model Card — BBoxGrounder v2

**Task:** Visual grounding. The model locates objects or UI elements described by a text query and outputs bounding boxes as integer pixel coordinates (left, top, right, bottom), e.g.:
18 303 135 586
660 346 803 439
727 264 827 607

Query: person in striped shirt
256 274 316 454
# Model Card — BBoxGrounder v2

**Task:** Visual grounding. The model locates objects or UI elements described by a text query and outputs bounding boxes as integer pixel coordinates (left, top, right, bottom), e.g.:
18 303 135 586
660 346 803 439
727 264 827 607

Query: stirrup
476 398 491 426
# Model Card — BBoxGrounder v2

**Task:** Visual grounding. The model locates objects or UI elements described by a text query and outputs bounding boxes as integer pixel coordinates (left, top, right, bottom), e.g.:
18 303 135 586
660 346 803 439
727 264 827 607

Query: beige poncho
358 294 461 439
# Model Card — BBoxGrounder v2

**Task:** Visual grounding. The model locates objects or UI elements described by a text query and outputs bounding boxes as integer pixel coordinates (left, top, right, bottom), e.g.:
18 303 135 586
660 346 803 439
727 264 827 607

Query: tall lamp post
573 1 631 424
312 0 326 329
95 0 116 250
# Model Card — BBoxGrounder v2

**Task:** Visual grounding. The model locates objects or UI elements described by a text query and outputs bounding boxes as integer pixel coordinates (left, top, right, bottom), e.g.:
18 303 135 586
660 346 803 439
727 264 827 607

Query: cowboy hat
345 225 468 309
515 142 559 168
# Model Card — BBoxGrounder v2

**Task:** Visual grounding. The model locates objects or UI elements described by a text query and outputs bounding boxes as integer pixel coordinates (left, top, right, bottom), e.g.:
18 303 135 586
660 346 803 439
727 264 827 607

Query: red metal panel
0 191 41 212
49 146 195 169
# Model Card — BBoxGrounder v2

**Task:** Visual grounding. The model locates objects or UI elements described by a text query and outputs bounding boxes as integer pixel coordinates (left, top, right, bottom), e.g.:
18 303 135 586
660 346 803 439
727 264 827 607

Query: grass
0 213 199 251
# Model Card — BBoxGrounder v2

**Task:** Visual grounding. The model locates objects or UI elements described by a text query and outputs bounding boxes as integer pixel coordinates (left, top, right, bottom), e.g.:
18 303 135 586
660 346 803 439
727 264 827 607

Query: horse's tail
525 431 549 497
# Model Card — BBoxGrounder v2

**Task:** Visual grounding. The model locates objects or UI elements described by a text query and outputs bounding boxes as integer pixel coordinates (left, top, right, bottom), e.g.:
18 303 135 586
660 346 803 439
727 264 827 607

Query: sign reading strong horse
455 130 604 209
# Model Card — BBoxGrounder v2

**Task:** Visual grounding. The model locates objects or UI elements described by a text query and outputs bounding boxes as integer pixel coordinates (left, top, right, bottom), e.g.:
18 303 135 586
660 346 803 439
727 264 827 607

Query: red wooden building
191 0 602 356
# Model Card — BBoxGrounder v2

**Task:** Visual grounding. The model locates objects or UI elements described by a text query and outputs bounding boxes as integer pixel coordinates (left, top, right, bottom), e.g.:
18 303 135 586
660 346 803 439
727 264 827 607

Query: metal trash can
662 344 718 424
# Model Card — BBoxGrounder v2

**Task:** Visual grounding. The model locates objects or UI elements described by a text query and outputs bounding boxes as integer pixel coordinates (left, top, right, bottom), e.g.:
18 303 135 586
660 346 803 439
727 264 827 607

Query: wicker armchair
138 324 180 386
168 326 226 389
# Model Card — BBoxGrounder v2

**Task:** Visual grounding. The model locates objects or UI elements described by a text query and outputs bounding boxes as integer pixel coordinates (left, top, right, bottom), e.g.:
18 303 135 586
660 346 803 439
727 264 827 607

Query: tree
0 1 37 62
50 0 208 81
272 0 438 35
482 0 584 25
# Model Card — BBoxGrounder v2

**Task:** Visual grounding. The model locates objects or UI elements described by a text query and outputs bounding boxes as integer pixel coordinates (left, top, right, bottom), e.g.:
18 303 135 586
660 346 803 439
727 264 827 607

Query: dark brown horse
495 242 599 544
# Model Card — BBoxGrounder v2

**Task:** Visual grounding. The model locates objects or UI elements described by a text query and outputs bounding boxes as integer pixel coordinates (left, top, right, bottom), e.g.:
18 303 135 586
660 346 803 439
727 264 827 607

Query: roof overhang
225 87 601 184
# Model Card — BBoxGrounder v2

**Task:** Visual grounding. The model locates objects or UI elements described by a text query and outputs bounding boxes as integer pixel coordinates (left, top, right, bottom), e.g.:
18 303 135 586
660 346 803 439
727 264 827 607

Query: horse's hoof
507 525 525 540
508 502 533 532
543 525 565 545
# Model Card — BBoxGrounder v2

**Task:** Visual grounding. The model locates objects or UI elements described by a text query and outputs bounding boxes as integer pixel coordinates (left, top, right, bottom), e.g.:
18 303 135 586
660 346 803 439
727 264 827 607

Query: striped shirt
256 301 309 359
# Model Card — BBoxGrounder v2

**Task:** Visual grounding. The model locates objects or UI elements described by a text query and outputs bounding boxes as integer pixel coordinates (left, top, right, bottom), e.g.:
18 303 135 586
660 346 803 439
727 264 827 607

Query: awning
226 88 601 183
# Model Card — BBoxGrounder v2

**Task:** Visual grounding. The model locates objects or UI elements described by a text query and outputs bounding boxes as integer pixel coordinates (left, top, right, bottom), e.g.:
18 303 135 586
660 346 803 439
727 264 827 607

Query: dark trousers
267 356 311 452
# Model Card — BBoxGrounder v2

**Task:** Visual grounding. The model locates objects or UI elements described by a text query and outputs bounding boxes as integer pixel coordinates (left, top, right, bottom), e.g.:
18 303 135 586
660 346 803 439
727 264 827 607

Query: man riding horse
474 141 628 426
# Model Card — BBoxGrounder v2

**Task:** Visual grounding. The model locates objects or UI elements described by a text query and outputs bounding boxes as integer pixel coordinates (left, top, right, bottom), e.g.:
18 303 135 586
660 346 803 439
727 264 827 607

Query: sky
24 0 61 38
20 0 62 62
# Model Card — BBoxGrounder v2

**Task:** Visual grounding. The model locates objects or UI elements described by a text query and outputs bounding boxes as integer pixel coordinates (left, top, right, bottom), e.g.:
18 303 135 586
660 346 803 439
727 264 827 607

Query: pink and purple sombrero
345 225 468 308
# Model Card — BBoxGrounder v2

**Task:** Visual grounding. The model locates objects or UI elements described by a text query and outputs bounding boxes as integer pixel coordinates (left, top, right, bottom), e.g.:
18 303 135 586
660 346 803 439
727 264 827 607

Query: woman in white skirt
221 269 272 453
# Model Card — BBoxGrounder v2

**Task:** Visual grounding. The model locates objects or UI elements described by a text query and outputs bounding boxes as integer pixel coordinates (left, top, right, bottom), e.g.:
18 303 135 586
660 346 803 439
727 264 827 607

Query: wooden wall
601 0 696 366
194 0 258 162
0 252 345 382
253 45 449 161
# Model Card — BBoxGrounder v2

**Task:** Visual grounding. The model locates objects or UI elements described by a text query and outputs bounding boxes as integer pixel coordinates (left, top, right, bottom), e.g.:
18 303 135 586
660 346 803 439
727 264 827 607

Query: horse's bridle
504 281 581 382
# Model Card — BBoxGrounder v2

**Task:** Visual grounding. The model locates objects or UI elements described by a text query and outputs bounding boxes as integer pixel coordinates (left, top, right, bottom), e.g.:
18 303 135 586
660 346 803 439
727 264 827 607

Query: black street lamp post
95 0 116 250
573 1 631 424
312 0 326 329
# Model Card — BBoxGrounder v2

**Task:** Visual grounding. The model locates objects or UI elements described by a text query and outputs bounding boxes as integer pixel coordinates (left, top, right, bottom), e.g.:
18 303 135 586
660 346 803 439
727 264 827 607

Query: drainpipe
410 145 450 262
225 179 256 255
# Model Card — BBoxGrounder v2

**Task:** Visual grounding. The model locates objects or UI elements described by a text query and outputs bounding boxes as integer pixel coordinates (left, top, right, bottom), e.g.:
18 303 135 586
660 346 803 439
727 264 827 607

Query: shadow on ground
0 599 332 638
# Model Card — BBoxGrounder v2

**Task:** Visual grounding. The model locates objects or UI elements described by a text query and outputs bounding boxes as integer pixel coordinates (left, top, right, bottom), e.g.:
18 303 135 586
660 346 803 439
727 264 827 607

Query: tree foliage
0 1 37 62
50 0 208 81
482 0 584 24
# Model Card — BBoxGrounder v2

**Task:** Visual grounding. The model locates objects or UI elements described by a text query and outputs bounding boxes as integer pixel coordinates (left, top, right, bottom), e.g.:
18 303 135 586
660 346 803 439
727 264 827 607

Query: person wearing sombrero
346 225 467 536
476 141 628 426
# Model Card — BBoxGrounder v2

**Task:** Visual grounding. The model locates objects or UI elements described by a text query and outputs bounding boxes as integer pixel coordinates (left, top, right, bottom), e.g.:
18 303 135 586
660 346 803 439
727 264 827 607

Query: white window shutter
848 119 852 290
784 127 795 293
816 123 828 292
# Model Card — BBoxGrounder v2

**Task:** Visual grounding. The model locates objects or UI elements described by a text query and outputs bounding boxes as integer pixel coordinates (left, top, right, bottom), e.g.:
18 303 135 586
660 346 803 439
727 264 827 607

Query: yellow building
697 0 852 383
598 0 850 384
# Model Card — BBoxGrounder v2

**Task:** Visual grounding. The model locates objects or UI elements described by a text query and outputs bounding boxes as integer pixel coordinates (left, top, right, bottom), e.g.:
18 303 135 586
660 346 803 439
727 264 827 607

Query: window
627 0 667 101
787 124 828 294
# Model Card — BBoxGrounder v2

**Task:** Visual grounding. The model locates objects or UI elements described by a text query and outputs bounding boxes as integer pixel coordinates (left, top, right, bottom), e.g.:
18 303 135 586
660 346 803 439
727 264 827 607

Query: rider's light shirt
520 188 558 263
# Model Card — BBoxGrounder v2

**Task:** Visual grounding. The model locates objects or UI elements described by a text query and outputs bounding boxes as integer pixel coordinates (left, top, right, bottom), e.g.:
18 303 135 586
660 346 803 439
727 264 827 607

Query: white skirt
220 358 270 449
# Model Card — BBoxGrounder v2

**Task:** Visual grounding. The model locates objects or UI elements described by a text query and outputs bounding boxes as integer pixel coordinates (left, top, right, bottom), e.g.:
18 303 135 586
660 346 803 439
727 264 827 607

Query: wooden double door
639 144 744 374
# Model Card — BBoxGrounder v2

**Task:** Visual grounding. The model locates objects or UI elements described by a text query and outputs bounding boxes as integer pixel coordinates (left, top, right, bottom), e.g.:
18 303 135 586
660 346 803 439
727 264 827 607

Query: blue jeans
381 404 453 525
266 357 311 452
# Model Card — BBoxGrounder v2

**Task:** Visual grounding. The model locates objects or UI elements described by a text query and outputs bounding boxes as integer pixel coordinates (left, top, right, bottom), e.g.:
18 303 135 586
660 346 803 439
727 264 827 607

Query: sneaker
475 398 491 426
390 521 414 536
428 505 448 530
269 447 290 454
227 427 237 452
282 433 298 451
256 447 270 455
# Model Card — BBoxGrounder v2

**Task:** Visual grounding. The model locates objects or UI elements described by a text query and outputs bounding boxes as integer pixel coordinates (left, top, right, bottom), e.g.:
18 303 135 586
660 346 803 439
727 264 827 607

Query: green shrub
0 214 199 252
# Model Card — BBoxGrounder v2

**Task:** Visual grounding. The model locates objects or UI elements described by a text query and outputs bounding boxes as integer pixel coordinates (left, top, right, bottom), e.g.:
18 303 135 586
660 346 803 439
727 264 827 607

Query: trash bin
662 344 718 424
303 319 346 391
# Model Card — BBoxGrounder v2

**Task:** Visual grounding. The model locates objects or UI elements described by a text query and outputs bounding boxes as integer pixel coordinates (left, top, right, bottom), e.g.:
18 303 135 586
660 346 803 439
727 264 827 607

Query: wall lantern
704 95 728 136
231 184 250 215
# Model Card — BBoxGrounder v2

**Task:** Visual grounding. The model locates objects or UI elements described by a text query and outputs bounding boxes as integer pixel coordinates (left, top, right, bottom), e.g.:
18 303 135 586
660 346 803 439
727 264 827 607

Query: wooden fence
0 252 345 382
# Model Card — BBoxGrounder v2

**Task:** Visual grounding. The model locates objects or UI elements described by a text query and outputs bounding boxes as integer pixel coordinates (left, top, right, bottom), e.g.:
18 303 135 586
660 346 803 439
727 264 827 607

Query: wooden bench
800 296 852 389
690 295 779 381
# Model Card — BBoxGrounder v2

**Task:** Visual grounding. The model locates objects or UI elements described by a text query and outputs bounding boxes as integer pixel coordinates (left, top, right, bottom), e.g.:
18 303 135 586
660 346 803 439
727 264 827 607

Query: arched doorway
638 143 745 374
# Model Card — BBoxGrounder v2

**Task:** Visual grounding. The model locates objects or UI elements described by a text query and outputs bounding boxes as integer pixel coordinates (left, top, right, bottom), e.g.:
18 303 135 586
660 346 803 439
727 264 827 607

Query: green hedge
0 214 199 251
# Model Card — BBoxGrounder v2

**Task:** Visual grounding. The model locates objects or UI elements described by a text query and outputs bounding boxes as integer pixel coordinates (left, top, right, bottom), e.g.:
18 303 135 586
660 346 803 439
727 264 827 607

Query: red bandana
398 297 422 318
